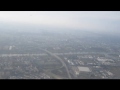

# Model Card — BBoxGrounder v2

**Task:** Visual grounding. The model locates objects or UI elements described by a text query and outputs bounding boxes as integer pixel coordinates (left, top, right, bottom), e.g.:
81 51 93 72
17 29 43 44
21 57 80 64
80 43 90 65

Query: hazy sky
0 11 120 34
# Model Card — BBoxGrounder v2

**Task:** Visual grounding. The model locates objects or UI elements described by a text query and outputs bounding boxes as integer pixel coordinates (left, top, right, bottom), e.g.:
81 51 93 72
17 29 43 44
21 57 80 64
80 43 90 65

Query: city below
0 29 120 79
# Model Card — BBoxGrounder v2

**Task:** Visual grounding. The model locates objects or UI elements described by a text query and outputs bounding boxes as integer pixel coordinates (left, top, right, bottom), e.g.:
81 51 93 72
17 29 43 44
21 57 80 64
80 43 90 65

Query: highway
43 49 72 79
0 54 47 57
0 52 119 57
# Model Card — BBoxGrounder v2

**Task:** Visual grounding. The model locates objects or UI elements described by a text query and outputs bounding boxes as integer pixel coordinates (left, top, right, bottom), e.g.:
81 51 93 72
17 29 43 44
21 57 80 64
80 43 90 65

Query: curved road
43 49 72 79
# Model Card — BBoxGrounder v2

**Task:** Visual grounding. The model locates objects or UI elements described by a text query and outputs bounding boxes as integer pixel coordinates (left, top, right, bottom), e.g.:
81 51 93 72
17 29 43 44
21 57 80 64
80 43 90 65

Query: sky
0 11 120 34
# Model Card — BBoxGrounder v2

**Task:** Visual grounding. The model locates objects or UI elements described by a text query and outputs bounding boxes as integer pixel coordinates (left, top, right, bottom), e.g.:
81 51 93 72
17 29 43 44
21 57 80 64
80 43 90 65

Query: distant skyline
0 11 120 34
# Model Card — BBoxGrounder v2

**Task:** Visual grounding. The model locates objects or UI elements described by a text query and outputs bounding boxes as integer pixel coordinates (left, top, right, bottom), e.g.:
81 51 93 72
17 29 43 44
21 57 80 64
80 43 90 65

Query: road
0 54 47 57
0 52 119 57
43 49 72 79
